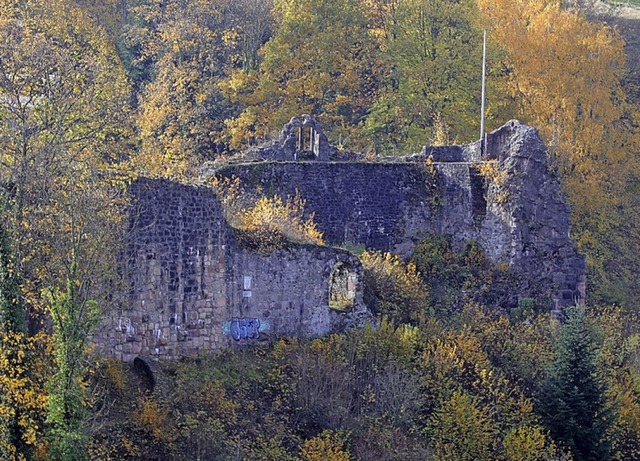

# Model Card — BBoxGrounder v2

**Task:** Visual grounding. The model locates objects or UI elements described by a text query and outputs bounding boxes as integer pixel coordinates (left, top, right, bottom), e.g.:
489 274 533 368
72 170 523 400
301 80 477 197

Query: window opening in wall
296 125 317 159
243 275 252 290
329 262 357 310
469 166 487 226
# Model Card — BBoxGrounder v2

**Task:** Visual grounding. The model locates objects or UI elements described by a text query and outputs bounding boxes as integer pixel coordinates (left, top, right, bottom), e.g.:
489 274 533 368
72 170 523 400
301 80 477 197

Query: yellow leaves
211 175 324 252
503 425 557 461
0 330 50 459
477 161 509 203
236 193 325 250
429 390 494 461
360 250 429 323
300 430 351 461
220 68 257 100
197 380 239 424
129 0 244 168
478 0 633 202
103 359 127 392
477 161 507 186
222 28 239 45
478 0 640 305
224 0 375 149
133 397 178 443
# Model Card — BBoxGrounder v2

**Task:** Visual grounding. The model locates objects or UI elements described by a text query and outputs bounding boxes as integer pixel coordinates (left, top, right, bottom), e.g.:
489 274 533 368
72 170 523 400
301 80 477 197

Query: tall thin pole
480 30 487 143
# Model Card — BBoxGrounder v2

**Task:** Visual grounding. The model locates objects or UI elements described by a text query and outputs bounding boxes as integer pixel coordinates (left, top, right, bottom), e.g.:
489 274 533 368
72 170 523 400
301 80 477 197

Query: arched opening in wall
296 125 316 159
329 262 357 310
133 357 155 393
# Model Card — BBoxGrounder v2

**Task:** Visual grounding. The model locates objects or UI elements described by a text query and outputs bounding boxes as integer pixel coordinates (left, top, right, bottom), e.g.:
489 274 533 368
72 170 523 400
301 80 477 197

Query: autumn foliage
211 175 324 252
1 0 640 459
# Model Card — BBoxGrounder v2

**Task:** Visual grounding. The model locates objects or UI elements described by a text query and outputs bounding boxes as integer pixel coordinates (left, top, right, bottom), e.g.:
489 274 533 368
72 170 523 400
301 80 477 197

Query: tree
0 2 132 458
363 0 484 153
0 195 48 461
537 307 614 461
223 0 377 150
300 430 351 461
128 0 252 178
477 0 640 306
46 263 100 461
0 0 131 305
0 199 25 335
230 0 274 73
361 250 430 324
429 390 494 461
477 0 632 203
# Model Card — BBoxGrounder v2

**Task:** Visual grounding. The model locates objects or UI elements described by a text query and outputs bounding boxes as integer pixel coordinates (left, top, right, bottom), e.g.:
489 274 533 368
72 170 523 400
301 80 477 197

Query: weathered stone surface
215 120 586 310
93 119 585 360
94 179 369 361
482 121 586 311
245 114 335 161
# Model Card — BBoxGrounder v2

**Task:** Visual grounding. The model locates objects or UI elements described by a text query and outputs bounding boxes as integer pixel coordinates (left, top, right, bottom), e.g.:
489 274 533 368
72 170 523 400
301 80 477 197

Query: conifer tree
537 307 614 461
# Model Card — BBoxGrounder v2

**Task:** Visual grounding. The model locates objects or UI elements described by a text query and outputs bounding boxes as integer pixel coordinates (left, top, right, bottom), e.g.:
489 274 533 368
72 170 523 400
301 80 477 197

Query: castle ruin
94 117 586 361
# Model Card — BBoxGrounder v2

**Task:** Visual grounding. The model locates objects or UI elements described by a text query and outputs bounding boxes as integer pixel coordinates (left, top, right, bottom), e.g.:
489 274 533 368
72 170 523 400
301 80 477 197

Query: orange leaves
133 397 178 444
478 0 640 305
478 0 632 208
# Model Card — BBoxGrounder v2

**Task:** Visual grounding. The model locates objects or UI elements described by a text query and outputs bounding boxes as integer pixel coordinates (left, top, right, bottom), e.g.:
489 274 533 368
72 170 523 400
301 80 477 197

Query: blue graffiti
229 318 261 341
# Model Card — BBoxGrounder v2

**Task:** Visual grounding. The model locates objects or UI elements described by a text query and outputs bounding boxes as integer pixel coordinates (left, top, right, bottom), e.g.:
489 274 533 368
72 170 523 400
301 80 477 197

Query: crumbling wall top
245 114 336 162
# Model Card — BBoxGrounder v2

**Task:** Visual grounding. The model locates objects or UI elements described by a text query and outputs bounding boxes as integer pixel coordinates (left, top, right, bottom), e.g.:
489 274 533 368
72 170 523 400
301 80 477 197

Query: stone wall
214 162 438 253
214 120 586 310
94 119 586 360
94 179 368 361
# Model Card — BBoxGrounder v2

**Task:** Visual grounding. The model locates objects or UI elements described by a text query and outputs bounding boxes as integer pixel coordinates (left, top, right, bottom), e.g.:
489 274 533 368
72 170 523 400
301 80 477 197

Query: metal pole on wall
480 30 487 152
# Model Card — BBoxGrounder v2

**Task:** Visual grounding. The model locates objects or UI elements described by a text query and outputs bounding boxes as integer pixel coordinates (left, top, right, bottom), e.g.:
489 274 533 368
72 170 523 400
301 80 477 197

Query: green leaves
537 306 615 461
46 263 101 461
365 0 484 152
225 0 375 150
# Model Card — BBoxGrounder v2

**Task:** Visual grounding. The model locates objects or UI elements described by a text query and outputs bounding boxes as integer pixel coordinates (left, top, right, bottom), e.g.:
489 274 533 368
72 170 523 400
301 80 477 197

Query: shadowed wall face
216 121 585 310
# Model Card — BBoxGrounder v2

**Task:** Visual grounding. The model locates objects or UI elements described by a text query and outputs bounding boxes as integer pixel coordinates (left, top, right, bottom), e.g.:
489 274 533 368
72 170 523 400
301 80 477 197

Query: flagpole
480 29 487 152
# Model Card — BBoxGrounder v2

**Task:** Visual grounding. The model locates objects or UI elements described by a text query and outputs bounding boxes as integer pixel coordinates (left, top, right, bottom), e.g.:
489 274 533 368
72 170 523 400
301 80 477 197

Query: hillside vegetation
0 0 640 460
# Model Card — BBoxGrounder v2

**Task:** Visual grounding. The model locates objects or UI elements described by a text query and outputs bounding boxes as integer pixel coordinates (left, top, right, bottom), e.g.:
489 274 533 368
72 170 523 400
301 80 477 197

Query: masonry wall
95 179 367 361
214 159 501 258
94 120 587 361
215 163 440 254
215 121 586 310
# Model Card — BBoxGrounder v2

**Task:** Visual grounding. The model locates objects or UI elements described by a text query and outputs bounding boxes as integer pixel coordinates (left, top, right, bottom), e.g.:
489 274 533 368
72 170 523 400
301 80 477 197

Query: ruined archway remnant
241 115 342 162
133 357 155 393
281 114 332 161
329 262 357 310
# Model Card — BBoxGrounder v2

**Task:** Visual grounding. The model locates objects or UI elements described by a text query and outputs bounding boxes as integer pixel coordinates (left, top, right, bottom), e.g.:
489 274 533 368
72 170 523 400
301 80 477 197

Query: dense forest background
1 0 640 460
